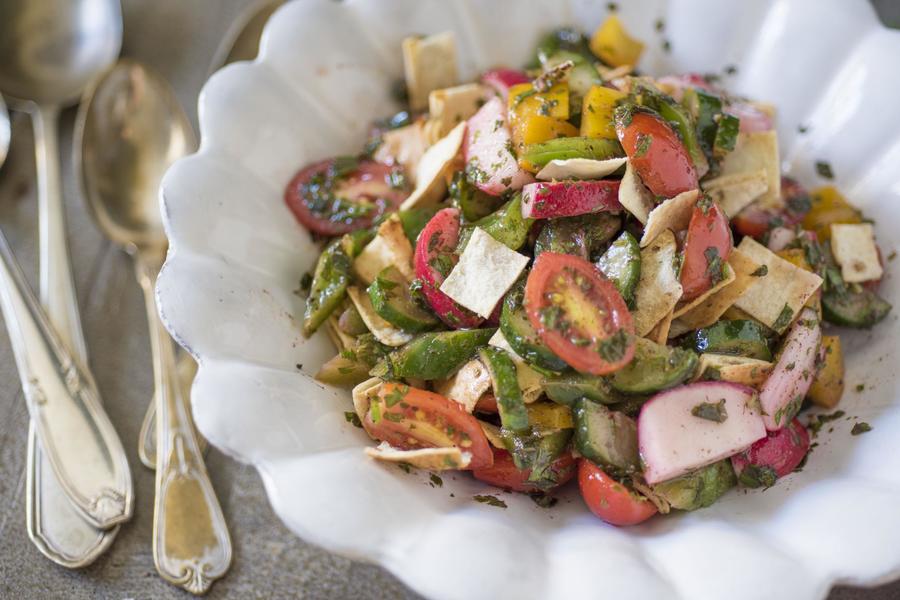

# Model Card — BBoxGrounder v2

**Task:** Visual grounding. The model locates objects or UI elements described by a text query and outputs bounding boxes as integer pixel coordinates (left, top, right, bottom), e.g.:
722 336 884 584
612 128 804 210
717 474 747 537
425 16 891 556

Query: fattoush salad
286 15 892 526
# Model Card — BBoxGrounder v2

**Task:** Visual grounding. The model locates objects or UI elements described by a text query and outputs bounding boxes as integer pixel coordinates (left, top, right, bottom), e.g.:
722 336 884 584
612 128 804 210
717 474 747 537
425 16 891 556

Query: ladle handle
136 251 231 595
33 105 87 359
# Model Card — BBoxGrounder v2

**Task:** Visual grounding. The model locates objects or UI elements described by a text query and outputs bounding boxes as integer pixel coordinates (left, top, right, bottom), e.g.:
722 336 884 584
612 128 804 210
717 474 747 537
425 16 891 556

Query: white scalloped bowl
157 1 900 598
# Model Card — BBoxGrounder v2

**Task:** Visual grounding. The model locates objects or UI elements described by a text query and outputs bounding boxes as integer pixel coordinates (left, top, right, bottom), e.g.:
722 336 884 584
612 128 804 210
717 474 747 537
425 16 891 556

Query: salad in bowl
285 13 891 527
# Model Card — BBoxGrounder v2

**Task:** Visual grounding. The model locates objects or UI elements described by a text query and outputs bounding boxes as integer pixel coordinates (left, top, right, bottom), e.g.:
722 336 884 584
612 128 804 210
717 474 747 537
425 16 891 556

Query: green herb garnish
738 464 778 489
772 304 794 331
344 412 362 428
691 399 728 423
474 494 508 508
851 422 872 436
815 161 834 179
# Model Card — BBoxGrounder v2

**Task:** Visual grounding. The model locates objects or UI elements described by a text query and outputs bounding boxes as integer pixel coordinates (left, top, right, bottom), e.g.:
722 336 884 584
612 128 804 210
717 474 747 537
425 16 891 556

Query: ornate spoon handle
137 251 231 595
0 228 132 529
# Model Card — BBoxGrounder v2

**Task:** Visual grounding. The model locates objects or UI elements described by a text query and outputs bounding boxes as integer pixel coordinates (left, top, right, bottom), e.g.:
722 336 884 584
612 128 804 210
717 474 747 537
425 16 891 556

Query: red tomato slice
473 393 499 414
474 448 576 493
577 459 657 526
615 109 697 198
285 158 408 236
524 252 635 375
680 198 733 301
414 208 483 328
363 383 493 470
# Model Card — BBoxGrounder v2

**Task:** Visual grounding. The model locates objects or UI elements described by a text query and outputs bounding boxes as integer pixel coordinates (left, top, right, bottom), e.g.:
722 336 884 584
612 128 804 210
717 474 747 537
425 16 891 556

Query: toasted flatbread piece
352 377 383 421
427 83 489 139
374 120 430 183
672 264 736 318
692 353 773 388
640 189 699 247
402 32 459 111
346 286 413 347
353 215 415 285
365 442 471 470
830 223 883 283
733 237 823 333
618 160 655 224
400 121 466 210
646 308 674 345
478 420 506 449
536 157 627 181
701 170 768 218
434 358 491 413
718 131 780 208
632 229 683 336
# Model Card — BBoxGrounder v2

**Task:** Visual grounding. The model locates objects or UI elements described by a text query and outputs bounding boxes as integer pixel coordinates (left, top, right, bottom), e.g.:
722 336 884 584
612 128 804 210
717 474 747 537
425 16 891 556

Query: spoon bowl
0 95 9 168
78 60 195 253
0 0 122 106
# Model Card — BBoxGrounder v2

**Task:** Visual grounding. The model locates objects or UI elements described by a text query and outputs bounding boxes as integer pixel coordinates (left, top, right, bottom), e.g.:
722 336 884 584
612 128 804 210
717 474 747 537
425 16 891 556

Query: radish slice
766 227 796 252
759 308 821 431
414 208 483 328
655 73 717 101
729 101 774 133
521 180 622 219
638 381 767 485
732 418 810 486
481 68 530 100
463 96 534 196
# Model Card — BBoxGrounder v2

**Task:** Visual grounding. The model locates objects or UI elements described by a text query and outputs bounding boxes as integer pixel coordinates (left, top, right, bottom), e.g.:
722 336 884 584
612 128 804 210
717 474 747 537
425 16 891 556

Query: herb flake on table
344 411 362 428
429 473 443 488
474 494 507 508
815 160 834 179
851 422 872 436
807 410 845 437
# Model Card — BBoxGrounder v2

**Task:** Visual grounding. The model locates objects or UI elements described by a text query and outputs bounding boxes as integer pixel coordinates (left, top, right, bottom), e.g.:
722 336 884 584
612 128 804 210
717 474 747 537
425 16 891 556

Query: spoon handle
137 251 231 595
0 228 133 529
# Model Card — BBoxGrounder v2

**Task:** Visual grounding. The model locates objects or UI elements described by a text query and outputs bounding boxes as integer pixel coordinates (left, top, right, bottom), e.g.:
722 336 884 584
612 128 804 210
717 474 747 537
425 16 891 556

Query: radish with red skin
638 381 767 485
414 208 483 329
729 101 774 133
732 418 810 485
481 68 530 100
463 96 534 196
521 180 622 219
656 73 717 101
760 308 822 431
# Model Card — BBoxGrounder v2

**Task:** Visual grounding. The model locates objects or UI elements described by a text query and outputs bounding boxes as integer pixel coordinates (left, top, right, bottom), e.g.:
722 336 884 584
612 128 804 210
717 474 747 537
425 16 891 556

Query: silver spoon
0 96 9 167
0 0 132 557
77 59 231 595
137 0 284 469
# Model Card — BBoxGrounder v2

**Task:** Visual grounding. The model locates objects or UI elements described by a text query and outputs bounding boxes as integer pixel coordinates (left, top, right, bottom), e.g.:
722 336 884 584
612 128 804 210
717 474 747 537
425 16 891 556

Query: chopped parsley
724 64 738 75
597 330 631 363
473 494 507 508
429 473 444 488
772 304 794 331
529 493 558 509
738 464 778 489
815 160 834 179
704 246 726 286
855 384 865 393
851 422 872 436
344 411 362 428
773 394 803 427
396 462 412 474
807 410 845 437
691 399 728 423
384 384 409 407
634 132 653 158
750 265 768 277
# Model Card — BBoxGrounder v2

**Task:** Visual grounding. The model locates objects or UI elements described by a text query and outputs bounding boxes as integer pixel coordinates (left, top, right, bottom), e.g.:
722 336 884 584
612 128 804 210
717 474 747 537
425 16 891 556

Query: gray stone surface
0 1 896 598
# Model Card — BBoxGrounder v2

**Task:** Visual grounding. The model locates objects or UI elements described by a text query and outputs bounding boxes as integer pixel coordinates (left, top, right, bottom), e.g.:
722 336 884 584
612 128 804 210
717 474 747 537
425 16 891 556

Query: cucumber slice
610 338 698 394
370 328 497 380
398 206 438 244
337 304 368 336
500 279 569 372
316 334 389 386
572 399 639 475
542 372 626 406
521 137 624 169
652 460 736 511
688 319 773 360
459 193 533 251
449 171 503 223
302 239 351 337
596 230 641 306
479 347 529 432
533 213 621 261
368 266 438 333
501 427 573 489
822 287 892 329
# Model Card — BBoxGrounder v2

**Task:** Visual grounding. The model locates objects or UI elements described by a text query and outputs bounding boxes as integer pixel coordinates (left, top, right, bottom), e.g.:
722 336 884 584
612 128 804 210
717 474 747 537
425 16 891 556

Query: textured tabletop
0 1 897 598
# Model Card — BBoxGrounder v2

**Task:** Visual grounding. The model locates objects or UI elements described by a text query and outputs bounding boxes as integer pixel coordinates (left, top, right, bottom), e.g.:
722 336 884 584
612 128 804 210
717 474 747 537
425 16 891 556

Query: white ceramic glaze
156 1 900 598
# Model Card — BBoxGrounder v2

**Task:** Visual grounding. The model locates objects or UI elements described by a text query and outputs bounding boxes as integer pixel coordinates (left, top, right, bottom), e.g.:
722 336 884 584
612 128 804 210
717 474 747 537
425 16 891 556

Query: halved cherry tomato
473 448 576 493
474 393 499 414
680 198 733 301
524 252 635 375
577 459 657 526
363 383 493 470
615 109 697 198
285 158 408 236
413 208 483 328
733 176 810 240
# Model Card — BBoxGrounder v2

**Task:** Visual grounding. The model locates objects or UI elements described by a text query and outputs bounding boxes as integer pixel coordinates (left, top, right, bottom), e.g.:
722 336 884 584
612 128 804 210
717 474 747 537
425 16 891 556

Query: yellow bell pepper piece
802 186 861 241
526 402 574 430
590 15 645 68
808 335 844 409
776 249 821 314
580 85 626 140
508 82 570 122
513 116 579 172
